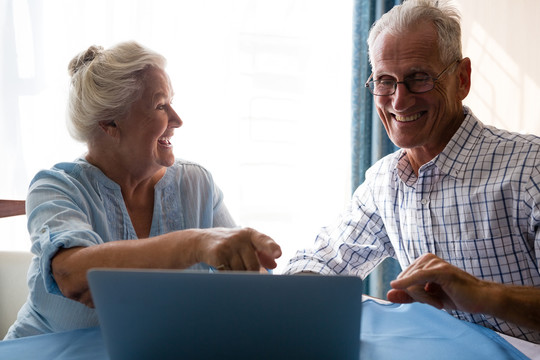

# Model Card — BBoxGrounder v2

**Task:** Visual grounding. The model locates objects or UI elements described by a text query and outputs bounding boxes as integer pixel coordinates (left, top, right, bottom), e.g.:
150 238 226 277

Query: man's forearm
486 283 540 332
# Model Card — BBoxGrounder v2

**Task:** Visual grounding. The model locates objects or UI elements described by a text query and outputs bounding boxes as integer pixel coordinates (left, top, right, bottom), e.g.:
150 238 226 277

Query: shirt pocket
455 235 535 285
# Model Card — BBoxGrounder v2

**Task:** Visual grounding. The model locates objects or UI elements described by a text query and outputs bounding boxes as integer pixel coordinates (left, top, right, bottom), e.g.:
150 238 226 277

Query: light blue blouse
5 158 235 339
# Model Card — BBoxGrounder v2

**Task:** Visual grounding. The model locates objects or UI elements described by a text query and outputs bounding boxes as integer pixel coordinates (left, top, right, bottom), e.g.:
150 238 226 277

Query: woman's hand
193 227 282 271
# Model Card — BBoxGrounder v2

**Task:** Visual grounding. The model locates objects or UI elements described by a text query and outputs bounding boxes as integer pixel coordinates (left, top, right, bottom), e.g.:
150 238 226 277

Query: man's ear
456 57 472 101
98 120 118 137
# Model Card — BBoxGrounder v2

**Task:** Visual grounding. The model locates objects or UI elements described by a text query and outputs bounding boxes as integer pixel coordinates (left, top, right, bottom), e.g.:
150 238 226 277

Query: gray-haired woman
5 41 281 339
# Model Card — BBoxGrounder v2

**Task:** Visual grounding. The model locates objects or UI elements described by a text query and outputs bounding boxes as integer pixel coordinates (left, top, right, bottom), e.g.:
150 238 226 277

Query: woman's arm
52 227 281 308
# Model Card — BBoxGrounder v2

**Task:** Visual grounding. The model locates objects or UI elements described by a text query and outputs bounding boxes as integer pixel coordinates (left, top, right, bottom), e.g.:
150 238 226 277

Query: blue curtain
351 0 402 299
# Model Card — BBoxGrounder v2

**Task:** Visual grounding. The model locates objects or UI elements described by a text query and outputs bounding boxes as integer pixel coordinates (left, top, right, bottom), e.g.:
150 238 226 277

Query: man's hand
387 253 540 332
387 253 489 314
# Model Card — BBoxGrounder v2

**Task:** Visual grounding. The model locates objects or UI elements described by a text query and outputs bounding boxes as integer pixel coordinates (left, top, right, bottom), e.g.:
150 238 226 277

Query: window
0 0 352 272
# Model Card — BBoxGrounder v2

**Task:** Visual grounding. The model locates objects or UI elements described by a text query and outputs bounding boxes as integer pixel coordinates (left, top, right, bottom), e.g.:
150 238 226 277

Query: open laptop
87 268 363 360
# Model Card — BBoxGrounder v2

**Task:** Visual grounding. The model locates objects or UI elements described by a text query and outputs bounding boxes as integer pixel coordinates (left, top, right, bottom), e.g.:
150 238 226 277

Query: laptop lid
87 268 363 360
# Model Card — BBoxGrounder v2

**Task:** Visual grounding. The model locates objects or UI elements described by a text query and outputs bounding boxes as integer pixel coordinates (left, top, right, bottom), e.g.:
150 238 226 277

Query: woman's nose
169 107 183 128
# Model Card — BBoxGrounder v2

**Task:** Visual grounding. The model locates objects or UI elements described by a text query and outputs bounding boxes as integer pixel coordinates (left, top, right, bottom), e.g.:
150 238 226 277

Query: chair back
0 200 25 218
0 251 33 338
0 200 31 339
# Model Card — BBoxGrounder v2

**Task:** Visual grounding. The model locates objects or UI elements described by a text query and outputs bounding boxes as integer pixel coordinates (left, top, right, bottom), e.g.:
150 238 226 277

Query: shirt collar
76 156 172 190
395 106 483 182
432 106 483 180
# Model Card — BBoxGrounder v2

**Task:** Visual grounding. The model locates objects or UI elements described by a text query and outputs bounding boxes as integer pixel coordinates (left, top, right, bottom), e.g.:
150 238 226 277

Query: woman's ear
98 120 118 137
456 57 472 101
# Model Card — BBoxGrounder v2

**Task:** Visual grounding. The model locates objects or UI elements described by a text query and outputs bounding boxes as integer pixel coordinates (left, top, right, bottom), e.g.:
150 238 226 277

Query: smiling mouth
158 136 172 147
394 112 424 122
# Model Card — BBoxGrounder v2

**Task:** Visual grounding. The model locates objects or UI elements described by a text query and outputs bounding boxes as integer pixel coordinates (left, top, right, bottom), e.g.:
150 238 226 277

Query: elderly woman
5 41 281 339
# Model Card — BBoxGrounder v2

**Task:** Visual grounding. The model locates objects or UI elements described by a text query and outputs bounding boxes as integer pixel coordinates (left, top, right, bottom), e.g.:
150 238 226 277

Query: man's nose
391 82 415 110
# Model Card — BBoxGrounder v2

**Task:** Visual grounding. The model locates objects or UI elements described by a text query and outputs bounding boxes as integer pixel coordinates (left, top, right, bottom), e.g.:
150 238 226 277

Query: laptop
87 268 363 360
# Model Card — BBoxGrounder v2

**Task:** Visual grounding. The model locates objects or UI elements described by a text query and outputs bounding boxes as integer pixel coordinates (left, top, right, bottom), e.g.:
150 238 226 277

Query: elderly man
284 0 540 344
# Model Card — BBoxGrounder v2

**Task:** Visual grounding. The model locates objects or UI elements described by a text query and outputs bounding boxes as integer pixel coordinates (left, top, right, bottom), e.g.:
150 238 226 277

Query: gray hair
367 0 462 66
67 41 167 143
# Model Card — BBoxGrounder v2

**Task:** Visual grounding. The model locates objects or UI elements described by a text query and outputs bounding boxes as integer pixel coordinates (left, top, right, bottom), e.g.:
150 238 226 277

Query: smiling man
284 0 540 344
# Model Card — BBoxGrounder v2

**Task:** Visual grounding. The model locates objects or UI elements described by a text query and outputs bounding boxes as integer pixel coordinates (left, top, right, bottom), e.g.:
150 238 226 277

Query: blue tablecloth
0 299 528 359
361 300 528 359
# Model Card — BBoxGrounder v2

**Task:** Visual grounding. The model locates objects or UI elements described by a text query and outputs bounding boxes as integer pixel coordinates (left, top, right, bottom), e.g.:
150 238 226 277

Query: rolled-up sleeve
283 182 394 277
27 171 105 295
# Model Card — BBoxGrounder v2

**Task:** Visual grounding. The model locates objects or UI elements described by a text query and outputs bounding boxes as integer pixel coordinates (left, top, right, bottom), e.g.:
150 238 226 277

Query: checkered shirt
285 107 540 343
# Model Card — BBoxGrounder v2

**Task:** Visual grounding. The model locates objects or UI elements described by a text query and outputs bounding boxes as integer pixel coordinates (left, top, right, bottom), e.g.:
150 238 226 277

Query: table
0 299 533 359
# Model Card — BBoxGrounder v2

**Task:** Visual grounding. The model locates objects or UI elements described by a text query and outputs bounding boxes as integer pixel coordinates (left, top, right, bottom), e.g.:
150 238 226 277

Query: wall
453 0 540 135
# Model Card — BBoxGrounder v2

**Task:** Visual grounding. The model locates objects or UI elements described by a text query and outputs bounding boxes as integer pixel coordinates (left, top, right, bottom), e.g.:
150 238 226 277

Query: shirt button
421 198 429 205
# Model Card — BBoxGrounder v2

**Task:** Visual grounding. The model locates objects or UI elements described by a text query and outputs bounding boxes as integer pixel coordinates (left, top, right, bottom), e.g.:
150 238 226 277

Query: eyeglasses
365 60 460 96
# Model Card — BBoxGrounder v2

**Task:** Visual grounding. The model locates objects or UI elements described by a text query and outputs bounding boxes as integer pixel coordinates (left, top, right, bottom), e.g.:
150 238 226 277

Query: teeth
158 136 171 145
395 113 421 122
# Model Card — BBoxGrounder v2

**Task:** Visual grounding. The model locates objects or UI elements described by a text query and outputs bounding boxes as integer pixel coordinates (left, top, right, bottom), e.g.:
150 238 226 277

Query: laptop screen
88 268 363 360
